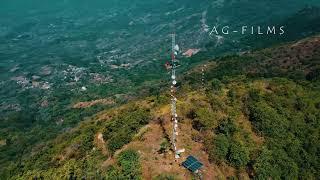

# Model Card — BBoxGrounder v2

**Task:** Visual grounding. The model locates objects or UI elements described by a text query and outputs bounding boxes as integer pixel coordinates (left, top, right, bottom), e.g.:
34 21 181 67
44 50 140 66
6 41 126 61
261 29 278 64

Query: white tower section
170 33 184 159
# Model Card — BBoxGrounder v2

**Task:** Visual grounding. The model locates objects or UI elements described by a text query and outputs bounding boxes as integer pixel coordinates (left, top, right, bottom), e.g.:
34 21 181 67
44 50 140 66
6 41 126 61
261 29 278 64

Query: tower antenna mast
171 33 183 159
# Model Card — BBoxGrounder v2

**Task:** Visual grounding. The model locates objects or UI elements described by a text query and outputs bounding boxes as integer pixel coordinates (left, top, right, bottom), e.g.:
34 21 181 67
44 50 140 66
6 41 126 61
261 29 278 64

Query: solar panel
182 155 203 172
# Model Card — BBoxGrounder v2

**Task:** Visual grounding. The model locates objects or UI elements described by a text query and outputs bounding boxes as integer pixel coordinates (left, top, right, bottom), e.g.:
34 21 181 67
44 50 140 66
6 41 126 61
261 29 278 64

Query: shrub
210 79 223 92
227 141 250 167
105 149 141 180
213 134 230 162
253 148 281 179
108 133 132 153
306 68 320 81
158 139 170 154
216 118 238 136
228 89 236 104
193 108 218 131
153 174 177 180
118 149 141 179
103 108 150 153
105 166 122 180
248 102 287 138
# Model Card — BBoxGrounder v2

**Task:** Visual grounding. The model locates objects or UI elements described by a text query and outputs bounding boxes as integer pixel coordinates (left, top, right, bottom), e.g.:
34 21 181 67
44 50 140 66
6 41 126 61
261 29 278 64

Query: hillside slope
3 35 320 179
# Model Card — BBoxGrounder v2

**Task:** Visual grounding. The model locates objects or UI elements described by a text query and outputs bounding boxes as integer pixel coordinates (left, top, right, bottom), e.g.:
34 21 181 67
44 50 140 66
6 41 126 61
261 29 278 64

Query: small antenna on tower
201 64 207 91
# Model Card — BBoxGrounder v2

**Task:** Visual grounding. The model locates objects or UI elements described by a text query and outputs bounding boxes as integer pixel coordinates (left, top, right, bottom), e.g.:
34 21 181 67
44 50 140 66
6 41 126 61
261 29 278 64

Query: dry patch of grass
72 98 115 108
94 132 109 156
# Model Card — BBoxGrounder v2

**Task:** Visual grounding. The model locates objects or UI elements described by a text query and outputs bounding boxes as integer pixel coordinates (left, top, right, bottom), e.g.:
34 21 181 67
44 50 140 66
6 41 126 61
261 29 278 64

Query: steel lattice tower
170 33 179 159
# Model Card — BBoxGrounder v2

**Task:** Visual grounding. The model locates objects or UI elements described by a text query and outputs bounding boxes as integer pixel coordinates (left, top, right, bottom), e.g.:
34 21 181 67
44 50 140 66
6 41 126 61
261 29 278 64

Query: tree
254 148 281 180
118 149 141 179
213 134 230 162
211 79 223 92
227 141 250 167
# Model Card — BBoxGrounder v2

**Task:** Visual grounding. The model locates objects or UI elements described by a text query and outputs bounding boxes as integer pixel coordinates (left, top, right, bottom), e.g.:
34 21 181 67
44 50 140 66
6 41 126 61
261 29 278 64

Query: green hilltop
3 35 319 179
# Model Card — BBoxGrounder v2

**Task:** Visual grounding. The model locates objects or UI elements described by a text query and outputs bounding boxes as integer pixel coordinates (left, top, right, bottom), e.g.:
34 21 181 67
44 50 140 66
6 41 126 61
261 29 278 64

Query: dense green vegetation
249 80 320 179
0 103 151 179
183 36 320 178
103 107 151 153
190 78 319 179
106 149 142 180
7 121 103 179
212 118 251 168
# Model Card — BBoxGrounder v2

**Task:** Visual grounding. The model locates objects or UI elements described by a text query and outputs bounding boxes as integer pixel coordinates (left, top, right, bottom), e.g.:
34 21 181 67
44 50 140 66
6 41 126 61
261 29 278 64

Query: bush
158 139 170 154
108 133 133 153
212 134 230 162
103 108 150 153
118 149 141 179
206 117 253 167
105 166 122 179
193 108 218 131
227 141 250 167
228 89 236 104
216 118 238 136
153 174 177 180
253 148 281 180
306 68 320 81
105 149 142 180
210 79 223 92
249 102 287 138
